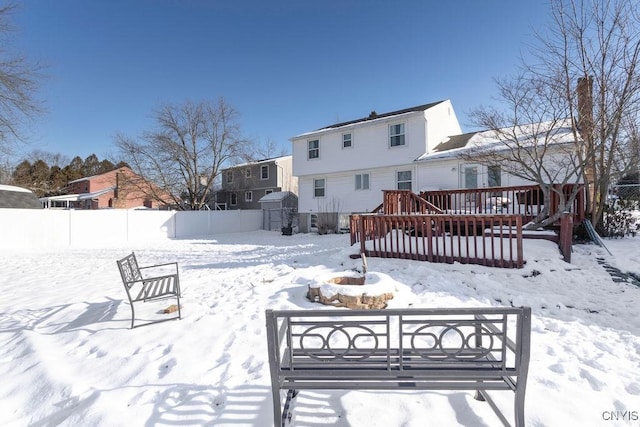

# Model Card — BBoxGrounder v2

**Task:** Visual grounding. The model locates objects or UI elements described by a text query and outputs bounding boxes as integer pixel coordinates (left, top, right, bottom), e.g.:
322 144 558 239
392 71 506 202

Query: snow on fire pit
307 271 397 309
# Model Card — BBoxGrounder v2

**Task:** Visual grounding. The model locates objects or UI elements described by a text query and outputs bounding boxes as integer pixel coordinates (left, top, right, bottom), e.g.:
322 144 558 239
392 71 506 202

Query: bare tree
0 3 42 155
467 0 640 231
464 75 586 228
115 98 250 210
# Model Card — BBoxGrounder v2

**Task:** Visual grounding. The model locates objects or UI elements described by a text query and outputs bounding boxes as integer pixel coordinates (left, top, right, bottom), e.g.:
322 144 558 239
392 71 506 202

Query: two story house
39 167 172 209
215 156 298 210
291 101 462 231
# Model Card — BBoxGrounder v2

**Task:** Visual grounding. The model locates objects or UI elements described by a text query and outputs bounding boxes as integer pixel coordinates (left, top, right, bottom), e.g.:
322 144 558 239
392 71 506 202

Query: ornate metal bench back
268 308 526 373
117 253 142 290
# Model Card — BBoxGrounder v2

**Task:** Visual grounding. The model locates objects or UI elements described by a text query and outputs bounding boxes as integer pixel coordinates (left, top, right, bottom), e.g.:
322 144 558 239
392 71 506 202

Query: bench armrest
139 261 178 271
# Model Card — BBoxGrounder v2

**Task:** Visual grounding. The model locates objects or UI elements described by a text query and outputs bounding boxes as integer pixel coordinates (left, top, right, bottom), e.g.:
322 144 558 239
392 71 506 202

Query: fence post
560 212 573 263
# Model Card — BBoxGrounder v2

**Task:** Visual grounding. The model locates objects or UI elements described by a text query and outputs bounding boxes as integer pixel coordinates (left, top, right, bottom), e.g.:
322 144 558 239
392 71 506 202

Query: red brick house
41 167 172 209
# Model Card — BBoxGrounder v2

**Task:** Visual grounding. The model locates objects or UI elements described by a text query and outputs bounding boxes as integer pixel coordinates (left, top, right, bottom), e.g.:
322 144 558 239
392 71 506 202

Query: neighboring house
0 185 42 209
215 156 298 210
39 167 172 209
290 101 462 231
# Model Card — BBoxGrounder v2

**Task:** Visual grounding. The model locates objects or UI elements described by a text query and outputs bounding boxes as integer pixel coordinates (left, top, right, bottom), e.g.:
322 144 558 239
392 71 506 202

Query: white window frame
389 123 406 147
396 170 412 190
342 132 352 148
261 165 269 180
245 168 251 178
308 139 320 159
230 193 237 206
313 178 325 198
245 191 253 202
355 173 370 190
226 170 233 183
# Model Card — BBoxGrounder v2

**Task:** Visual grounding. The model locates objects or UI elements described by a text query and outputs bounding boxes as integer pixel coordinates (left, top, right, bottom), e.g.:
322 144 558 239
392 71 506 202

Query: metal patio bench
266 306 531 427
116 252 182 329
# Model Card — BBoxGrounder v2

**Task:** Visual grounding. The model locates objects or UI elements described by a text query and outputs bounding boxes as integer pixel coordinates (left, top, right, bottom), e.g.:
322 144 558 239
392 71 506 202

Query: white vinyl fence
0 209 262 248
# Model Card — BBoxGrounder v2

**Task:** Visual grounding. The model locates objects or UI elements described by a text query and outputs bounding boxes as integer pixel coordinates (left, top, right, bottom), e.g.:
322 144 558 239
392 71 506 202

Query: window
342 133 352 148
245 168 251 178
355 173 370 190
265 189 273 196
308 139 319 159
261 165 269 180
226 171 233 183
230 193 237 205
313 178 325 198
389 123 405 147
396 170 412 190
245 191 253 202
488 165 502 187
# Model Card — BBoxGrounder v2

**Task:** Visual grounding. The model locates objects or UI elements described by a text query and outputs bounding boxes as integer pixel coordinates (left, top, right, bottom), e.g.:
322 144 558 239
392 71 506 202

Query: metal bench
266 307 531 427
116 252 182 329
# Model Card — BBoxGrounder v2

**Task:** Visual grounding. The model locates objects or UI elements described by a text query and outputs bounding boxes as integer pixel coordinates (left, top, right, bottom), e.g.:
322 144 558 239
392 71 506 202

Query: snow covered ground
1 231 639 426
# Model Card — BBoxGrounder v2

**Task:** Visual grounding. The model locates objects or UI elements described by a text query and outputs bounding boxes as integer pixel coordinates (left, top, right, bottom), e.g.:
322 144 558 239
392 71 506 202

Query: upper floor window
313 178 325 198
308 139 320 159
245 168 251 178
226 170 233 183
342 133 352 148
245 191 253 202
261 165 269 180
355 173 370 190
389 123 405 147
396 170 412 190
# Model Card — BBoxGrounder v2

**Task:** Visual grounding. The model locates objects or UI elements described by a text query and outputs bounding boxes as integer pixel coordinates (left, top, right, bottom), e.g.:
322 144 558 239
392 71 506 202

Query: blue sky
14 0 549 162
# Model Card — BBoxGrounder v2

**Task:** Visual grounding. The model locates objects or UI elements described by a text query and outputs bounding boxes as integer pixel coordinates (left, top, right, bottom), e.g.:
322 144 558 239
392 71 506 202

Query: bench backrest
116 252 142 289
266 307 531 375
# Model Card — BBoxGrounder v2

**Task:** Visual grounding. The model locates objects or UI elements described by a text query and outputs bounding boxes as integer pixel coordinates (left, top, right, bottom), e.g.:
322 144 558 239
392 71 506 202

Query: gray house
215 156 298 210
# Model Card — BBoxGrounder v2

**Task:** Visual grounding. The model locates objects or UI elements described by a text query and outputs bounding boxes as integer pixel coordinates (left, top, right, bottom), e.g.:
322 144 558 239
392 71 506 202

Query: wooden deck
350 213 524 269
348 185 584 268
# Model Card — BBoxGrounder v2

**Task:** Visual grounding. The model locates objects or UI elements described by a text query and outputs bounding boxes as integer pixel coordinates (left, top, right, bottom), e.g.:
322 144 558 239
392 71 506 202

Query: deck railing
372 190 443 214
350 213 523 268
419 184 585 224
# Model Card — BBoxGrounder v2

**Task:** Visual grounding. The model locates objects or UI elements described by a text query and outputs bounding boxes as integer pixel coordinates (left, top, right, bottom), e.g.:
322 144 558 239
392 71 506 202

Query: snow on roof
231 155 291 169
0 184 33 193
39 186 116 202
258 191 296 202
416 119 579 162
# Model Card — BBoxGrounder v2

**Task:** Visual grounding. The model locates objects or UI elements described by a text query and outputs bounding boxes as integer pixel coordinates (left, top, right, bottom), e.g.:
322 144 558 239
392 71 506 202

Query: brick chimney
577 76 595 209
577 76 593 137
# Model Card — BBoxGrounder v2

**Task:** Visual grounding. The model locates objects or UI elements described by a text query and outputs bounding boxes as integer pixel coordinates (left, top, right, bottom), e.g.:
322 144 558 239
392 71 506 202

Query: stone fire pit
307 272 395 309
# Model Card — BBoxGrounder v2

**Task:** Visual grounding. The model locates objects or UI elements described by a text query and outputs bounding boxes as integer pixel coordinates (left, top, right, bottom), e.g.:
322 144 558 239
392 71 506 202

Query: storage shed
258 191 298 232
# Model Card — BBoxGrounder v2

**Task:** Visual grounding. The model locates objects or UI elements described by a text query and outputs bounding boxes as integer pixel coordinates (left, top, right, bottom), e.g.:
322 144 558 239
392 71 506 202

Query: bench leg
129 302 136 329
514 386 526 427
271 387 282 427
281 389 298 426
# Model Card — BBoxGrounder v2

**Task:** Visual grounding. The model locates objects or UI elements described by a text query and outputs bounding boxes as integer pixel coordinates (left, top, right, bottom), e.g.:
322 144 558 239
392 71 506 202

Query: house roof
39 186 116 203
292 101 447 138
258 191 297 203
228 155 291 170
416 119 579 162
68 167 131 184
0 185 41 209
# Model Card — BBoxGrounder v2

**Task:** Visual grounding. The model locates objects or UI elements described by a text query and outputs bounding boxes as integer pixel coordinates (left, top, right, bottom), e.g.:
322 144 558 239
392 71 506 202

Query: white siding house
291 101 462 231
